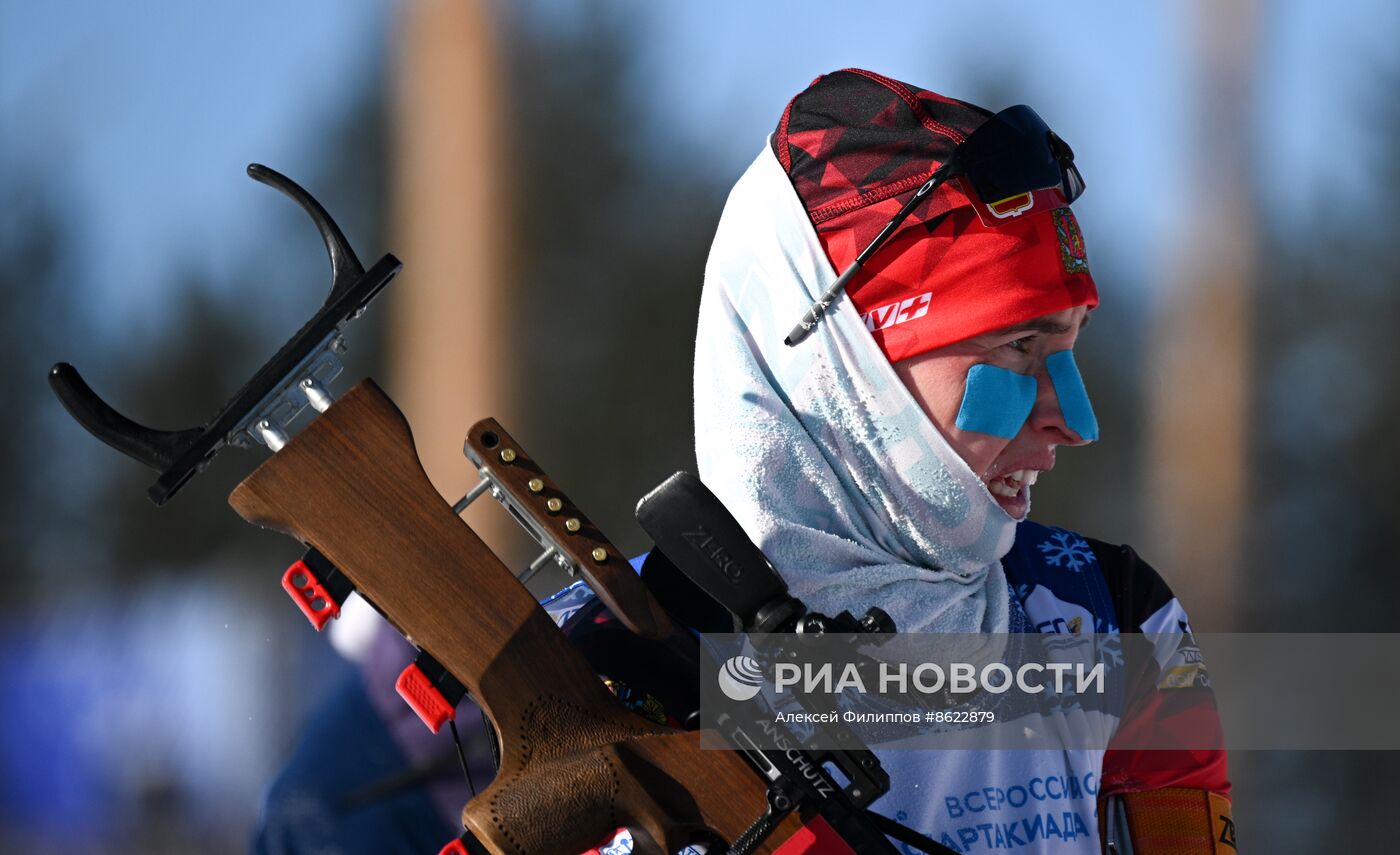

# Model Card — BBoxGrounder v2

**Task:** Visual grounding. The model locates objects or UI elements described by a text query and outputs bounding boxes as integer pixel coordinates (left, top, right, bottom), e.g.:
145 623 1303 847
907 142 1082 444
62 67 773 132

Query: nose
1029 369 1092 446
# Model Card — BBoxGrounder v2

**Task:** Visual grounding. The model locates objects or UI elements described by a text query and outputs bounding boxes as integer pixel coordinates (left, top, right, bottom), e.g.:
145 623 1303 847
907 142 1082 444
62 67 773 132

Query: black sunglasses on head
785 104 1084 346
957 105 1085 212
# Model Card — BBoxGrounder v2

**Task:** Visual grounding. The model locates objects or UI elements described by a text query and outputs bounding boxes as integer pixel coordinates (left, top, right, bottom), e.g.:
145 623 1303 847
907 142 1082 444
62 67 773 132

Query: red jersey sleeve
1088 540 1231 796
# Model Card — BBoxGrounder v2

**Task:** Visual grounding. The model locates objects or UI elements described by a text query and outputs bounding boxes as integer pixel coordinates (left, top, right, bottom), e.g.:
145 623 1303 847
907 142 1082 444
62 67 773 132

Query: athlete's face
892 306 1092 521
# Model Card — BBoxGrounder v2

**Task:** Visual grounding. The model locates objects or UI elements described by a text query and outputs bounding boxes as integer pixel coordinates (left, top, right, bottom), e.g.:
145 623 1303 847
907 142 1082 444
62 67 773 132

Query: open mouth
987 469 1038 498
986 469 1039 519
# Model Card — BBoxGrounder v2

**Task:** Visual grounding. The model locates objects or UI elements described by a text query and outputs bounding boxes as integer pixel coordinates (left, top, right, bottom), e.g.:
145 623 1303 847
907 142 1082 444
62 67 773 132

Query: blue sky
2 0 1395 325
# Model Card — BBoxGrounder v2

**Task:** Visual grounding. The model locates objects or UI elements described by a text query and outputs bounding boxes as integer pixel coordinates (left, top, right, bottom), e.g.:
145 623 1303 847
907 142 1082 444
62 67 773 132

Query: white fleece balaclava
693 145 1015 635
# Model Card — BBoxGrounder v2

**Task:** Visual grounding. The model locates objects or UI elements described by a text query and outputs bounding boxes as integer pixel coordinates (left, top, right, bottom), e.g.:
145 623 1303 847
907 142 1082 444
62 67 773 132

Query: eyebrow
994 313 1091 337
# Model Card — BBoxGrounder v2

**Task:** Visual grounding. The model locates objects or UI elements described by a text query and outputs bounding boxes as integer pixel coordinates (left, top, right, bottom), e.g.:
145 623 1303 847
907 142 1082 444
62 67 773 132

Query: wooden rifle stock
229 380 800 854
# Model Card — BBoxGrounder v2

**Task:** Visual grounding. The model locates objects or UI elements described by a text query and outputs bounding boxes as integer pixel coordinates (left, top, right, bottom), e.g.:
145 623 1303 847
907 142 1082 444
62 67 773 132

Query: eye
1003 334 1036 354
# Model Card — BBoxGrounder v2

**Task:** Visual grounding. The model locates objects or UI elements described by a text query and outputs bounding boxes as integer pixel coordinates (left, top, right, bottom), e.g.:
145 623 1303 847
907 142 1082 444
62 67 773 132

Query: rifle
48 165 952 855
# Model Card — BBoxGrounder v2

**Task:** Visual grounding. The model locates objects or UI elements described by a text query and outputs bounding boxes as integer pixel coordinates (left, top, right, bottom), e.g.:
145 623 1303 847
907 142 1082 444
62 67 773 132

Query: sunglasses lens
960 105 1082 208
1062 162 1086 204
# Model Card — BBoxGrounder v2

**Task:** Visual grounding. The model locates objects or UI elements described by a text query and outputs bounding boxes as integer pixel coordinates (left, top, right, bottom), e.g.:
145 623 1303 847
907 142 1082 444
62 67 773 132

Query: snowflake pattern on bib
1036 531 1094 572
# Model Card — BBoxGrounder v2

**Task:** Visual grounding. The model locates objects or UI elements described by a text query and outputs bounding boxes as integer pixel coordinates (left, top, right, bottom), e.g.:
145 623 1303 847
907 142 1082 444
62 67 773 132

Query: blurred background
2 0 1397 851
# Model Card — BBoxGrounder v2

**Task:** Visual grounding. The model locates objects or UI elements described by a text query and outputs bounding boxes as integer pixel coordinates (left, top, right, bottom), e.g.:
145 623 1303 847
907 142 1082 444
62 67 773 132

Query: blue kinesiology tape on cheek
955 364 1038 439
1045 350 1099 441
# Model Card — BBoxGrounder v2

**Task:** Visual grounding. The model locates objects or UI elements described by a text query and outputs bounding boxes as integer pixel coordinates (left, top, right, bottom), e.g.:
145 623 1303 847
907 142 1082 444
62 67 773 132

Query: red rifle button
281 559 341 631
397 661 457 733
437 838 471 855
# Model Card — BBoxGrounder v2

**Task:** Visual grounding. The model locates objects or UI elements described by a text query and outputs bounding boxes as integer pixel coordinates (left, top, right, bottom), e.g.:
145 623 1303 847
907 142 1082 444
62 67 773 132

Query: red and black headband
775 69 1098 362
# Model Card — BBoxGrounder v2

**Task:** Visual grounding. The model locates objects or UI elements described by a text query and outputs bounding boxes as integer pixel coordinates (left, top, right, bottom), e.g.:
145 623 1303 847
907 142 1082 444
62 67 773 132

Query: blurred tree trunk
1144 0 1258 629
389 0 520 559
